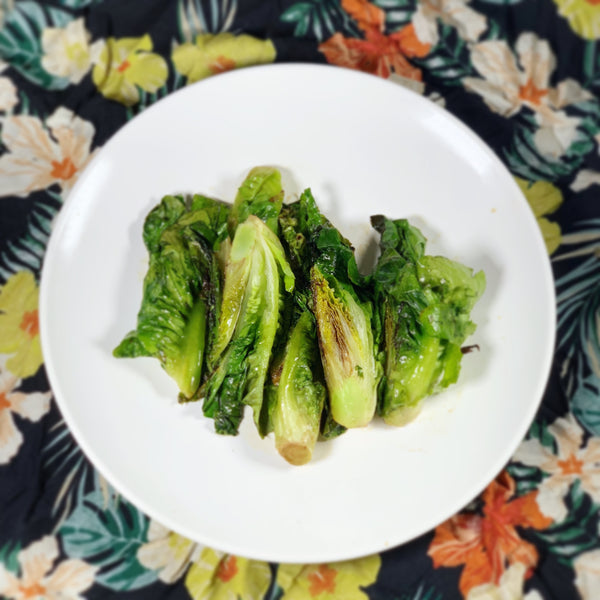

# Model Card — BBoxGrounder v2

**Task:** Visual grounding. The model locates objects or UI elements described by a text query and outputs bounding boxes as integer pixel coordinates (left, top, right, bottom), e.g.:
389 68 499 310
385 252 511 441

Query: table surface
1 1 600 599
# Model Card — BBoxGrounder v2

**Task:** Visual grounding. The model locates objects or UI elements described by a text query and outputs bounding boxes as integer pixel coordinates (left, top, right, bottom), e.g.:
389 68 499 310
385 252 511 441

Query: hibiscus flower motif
0 271 45 379
185 548 271 600
553 0 600 40
0 362 51 464
412 0 487 46
428 471 552 597
172 33 276 84
92 35 168 106
41 18 103 85
319 0 430 81
463 32 591 157
0 107 96 198
0 535 96 600
513 413 600 522
276 554 381 600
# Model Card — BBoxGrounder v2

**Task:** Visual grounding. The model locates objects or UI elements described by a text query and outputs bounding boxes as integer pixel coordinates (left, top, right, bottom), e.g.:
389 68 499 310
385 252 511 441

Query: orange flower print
307 564 337 596
0 535 96 600
215 555 238 583
0 363 51 464
428 471 552 597
0 107 96 198
318 0 430 81
462 32 591 157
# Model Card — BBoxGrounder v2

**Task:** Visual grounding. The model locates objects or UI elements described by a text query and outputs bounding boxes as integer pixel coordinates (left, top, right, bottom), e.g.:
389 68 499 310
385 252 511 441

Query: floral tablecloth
1 0 600 598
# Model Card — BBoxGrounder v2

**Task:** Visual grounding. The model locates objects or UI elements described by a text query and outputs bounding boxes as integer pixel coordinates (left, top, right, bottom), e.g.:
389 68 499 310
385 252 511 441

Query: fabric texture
1 0 600 598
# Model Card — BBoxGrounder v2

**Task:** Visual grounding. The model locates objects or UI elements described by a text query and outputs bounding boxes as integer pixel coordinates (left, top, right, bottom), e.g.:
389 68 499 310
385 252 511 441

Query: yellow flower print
0 363 51 464
553 0 600 40
92 35 168 105
172 33 276 84
41 18 103 84
0 535 97 600
185 547 271 600
515 177 563 255
276 554 381 600
0 271 44 378
137 520 202 583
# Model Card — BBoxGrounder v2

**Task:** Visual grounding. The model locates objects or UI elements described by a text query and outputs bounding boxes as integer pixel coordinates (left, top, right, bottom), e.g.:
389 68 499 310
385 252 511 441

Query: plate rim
39 63 557 563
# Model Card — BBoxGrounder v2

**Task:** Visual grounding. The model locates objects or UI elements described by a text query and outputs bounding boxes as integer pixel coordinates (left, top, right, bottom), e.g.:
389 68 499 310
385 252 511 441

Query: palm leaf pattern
0 194 61 284
554 220 600 435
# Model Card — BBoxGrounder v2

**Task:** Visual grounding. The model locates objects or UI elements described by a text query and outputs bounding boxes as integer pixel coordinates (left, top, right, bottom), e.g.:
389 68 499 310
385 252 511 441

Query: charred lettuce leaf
202 215 295 435
371 216 486 426
114 194 228 400
269 308 326 465
279 190 380 429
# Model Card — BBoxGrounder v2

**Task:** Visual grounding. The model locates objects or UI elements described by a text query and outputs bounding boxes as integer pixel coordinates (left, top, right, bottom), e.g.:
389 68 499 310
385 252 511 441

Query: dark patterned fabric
1 1 600 598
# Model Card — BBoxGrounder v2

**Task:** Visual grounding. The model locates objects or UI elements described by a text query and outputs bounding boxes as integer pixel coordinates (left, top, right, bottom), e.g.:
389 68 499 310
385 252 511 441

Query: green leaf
280 2 312 22
413 27 474 84
583 40 597 84
0 1 72 90
533 481 600 563
528 420 557 451
59 491 158 591
0 541 21 574
374 0 412 7
56 0 103 6
280 0 357 41
505 125 583 181
572 378 600 435
0 196 60 283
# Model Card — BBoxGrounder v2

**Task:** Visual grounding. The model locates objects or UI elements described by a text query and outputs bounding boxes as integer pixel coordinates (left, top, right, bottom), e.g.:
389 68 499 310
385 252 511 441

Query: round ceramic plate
40 64 555 563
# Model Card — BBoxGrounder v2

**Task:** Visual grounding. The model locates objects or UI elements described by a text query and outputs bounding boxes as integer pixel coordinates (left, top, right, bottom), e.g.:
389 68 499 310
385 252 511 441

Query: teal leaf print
534 480 600 564
0 541 21 574
0 195 61 283
59 489 158 591
393 583 443 600
42 417 93 526
505 123 589 181
0 1 72 90
572 379 600 438
373 0 413 29
554 221 600 435
508 420 557 495
583 40 600 90
177 0 237 42
413 25 474 85
281 0 361 41
55 0 103 7
125 79 185 121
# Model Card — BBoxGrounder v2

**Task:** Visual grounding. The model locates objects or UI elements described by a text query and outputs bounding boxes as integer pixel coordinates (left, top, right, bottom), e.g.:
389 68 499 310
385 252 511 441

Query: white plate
40 64 555 563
